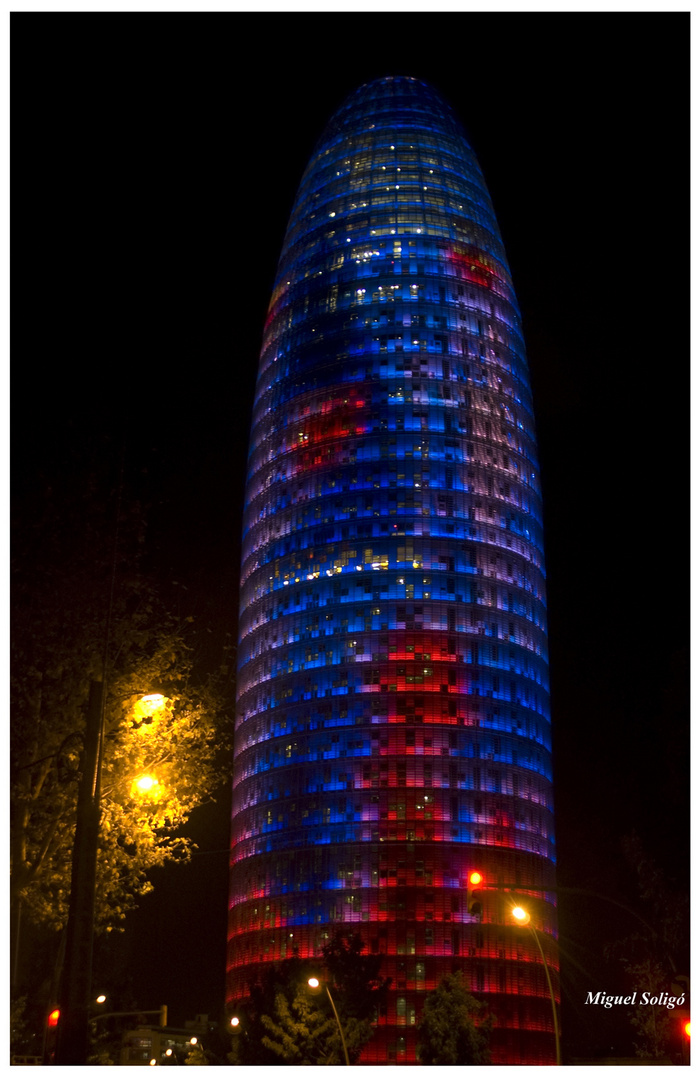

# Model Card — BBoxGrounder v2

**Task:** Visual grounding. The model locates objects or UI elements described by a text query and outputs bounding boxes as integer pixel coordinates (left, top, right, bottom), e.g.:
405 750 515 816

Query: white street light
512 905 560 1065
307 978 350 1065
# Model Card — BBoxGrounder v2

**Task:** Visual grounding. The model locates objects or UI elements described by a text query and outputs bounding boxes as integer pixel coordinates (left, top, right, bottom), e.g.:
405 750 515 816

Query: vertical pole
529 926 561 1066
54 679 104 1065
325 985 350 1066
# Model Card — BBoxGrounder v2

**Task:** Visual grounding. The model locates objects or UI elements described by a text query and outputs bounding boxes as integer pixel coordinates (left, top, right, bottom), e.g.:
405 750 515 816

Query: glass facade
228 76 557 1065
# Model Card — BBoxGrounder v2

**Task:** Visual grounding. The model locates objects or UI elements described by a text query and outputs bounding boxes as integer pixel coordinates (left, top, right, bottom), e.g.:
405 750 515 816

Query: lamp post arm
557 887 673 969
496 884 668 959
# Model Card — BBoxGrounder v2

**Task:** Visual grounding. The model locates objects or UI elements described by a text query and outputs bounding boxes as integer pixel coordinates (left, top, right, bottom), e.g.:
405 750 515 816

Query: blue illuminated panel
229 77 557 1065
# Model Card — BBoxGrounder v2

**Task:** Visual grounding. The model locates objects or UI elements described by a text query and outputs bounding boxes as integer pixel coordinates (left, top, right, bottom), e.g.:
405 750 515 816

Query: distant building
229 76 557 1064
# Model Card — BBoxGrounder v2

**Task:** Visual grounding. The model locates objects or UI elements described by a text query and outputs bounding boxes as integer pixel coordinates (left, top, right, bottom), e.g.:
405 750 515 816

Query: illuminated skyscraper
229 76 557 1065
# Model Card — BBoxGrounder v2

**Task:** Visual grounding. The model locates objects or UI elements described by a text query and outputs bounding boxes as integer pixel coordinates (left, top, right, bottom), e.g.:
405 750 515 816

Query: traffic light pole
91 1007 168 1027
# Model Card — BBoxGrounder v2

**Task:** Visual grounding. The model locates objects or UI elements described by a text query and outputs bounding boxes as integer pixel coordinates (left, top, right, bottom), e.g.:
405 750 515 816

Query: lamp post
511 905 561 1066
53 679 105 1064
308 978 350 1065
53 686 166 1064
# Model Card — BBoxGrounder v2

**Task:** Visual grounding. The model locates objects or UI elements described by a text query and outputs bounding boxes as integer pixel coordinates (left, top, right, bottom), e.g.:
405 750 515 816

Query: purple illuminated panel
229 76 557 1065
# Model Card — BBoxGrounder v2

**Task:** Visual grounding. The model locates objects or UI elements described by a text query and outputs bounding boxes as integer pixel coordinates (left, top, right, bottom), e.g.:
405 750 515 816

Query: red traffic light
47 1009 60 1028
466 871 484 919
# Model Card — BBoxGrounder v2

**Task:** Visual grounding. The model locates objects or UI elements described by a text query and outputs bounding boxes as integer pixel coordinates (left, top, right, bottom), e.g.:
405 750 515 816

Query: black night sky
11 11 689 1060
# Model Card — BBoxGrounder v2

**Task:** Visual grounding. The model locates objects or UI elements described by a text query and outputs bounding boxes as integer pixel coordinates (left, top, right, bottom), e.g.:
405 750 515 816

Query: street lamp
133 774 160 796
188 1036 209 1063
53 687 168 1064
307 977 350 1065
511 905 561 1065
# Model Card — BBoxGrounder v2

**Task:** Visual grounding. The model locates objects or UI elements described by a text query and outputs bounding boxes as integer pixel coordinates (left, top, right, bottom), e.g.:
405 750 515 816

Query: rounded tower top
316 74 471 152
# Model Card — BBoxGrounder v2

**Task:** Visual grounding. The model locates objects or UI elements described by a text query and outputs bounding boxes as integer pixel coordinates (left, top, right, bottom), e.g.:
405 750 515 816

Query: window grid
229 76 557 1066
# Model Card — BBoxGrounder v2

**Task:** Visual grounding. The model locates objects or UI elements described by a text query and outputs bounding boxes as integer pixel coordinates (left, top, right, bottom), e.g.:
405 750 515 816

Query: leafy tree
12 598 229 935
229 955 312 1066
260 989 338 1064
321 929 392 1024
626 958 675 1060
10 994 32 1058
229 931 391 1065
416 971 492 1065
619 832 689 972
11 470 233 956
606 834 690 1060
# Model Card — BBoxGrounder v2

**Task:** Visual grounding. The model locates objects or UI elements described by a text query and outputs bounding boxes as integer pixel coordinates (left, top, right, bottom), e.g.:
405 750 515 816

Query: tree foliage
618 832 689 971
11 475 233 937
416 971 492 1065
320 929 392 1025
626 958 676 1060
607 833 690 1060
259 989 340 1064
10 994 32 1058
229 931 391 1065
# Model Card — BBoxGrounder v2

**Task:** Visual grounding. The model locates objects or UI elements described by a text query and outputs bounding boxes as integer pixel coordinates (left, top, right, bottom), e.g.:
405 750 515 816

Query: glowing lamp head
95 994 106 1004
308 977 320 989
684 1020 691 1038
139 693 166 710
48 1008 60 1028
230 1016 240 1028
512 905 531 925
468 871 483 887
189 1037 198 1046
134 774 158 794
132 693 167 729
